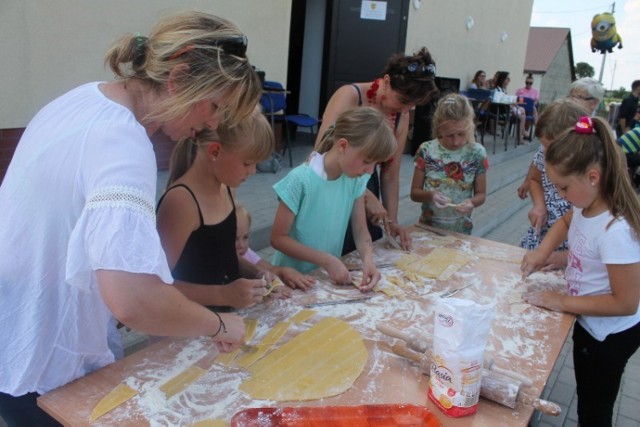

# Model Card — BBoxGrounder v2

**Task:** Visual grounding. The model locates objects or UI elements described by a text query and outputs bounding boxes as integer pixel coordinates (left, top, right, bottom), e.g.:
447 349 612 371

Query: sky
531 0 639 91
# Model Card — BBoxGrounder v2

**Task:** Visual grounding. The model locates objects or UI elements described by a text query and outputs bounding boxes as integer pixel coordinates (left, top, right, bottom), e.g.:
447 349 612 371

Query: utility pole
610 60 617 90
597 2 616 84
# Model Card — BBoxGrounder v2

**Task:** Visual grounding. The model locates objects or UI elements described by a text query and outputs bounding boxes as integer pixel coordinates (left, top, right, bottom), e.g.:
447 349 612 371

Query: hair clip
575 116 595 134
169 45 196 61
443 97 456 104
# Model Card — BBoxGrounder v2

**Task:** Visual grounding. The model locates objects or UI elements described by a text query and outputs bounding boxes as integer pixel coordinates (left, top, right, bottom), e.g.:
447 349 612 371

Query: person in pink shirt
515 74 540 135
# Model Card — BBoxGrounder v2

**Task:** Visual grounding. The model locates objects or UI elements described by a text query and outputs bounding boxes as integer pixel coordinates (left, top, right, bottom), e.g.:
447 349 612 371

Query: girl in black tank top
156 109 290 310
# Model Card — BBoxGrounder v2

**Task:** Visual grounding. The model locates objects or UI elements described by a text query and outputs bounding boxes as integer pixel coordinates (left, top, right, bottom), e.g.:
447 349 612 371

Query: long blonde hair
167 107 273 187
104 11 262 127
545 116 640 236
316 107 396 162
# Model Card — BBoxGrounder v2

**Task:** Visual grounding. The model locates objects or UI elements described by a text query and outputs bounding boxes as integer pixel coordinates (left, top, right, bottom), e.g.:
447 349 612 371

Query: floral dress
520 148 571 250
414 139 488 234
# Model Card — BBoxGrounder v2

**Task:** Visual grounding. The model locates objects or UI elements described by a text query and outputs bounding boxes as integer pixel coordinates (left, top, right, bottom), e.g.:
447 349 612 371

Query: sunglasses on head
403 62 436 78
169 35 248 61
211 35 248 57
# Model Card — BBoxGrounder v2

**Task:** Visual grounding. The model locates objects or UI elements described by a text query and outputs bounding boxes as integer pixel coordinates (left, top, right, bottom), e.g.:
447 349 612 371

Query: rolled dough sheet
290 309 316 324
235 321 291 369
396 248 470 280
239 317 367 401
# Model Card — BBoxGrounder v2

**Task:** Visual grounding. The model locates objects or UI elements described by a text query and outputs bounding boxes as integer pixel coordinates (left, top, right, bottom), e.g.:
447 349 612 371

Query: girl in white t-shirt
521 116 640 427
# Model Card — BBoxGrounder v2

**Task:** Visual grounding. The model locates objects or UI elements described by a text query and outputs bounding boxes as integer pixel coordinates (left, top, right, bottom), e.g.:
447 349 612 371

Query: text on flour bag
428 297 494 417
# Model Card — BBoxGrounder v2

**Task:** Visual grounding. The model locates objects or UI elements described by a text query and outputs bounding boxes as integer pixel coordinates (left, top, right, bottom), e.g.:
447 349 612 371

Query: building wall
0 0 535 180
0 1 291 129
406 0 534 93
539 38 574 107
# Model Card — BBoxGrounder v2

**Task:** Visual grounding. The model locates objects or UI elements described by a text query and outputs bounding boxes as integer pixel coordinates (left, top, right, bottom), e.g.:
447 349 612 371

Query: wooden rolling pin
392 343 561 416
376 323 534 387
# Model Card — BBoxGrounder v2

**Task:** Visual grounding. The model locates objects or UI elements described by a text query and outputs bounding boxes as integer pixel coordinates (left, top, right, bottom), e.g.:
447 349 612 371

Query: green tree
576 62 595 78
612 86 627 99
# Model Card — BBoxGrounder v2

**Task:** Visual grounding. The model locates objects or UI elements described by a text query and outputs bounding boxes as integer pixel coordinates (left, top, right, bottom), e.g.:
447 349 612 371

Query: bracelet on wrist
211 311 227 337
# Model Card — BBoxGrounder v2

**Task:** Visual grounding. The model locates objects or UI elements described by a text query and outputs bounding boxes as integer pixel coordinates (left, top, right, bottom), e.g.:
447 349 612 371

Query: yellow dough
239 317 367 401
159 365 207 399
264 277 285 296
235 321 291 368
290 309 316 324
90 383 138 421
215 318 259 366
396 248 469 280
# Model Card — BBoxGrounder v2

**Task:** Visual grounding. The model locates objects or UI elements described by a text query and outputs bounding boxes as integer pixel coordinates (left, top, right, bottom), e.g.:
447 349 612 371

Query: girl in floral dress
410 94 488 234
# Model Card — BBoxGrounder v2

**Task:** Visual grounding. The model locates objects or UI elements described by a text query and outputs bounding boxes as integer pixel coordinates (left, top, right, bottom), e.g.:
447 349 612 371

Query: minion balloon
591 12 623 54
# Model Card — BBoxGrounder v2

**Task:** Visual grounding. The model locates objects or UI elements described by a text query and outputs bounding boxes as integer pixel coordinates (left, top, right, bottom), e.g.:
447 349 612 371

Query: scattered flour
95 238 570 425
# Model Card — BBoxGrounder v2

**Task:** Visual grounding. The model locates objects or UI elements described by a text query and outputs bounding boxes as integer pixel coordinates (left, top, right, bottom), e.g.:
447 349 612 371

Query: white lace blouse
0 82 172 395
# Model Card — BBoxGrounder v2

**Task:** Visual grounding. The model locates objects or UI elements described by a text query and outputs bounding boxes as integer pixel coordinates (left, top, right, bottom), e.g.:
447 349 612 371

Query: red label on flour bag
428 298 494 417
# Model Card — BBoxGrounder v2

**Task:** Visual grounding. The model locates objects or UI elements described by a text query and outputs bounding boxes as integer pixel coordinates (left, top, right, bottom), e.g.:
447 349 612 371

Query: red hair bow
575 116 595 134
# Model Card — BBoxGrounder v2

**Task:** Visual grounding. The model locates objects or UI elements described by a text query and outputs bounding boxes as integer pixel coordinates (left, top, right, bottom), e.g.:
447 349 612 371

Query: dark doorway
321 0 410 113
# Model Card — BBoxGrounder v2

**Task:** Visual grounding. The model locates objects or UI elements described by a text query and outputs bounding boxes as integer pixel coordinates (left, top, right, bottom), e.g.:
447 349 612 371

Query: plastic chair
462 89 494 147
260 80 320 167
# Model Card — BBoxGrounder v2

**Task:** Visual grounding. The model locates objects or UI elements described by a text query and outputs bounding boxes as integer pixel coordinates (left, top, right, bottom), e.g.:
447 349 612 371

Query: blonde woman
0 11 261 424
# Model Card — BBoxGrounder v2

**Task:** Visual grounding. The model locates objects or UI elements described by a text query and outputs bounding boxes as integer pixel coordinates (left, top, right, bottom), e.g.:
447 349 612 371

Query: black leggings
573 320 640 427
0 392 62 426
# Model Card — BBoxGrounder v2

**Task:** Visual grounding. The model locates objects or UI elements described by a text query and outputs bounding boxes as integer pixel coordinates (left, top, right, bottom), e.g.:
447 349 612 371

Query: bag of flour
428 297 494 417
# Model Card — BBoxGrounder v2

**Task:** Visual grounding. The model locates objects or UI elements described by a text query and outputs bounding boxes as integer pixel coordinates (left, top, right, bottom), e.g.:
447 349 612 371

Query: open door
321 0 410 112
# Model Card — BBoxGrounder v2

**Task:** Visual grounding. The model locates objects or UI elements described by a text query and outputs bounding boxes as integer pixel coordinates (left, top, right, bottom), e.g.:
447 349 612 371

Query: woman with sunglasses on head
316 48 439 254
0 11 261 426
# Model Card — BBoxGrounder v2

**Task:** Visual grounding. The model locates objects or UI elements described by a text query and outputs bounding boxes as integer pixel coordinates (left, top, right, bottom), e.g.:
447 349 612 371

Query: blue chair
260 81 320 167
520 97 536 141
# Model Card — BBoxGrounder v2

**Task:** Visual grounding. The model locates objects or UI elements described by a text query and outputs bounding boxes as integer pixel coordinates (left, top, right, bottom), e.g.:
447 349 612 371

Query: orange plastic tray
231 403 442 426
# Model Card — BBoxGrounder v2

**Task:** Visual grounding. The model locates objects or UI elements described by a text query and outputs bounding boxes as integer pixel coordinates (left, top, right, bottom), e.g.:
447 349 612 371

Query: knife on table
303 295 377 308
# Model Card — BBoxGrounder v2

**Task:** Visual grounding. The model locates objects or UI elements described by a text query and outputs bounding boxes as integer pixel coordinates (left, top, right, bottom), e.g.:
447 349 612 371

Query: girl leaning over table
521 116 640 427
0 11 261 426
410 94 488 234
156 108 291 318
271 107 396 291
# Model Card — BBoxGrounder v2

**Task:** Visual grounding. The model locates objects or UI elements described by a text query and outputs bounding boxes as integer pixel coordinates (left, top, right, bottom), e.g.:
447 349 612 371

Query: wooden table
38 226 574 426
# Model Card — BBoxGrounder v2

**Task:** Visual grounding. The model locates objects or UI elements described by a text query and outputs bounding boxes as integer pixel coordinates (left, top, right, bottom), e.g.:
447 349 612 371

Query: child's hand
322 255 351 286
212 312 246 353
269 281 292 300
523 290 564 312
454 199 474 215
541 250 568 271
520 249 547 279
358 260 380 292
432 192 451 209
277 266 316 291
517 181 530 199
224 278 268 308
